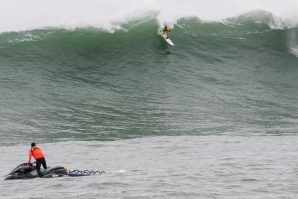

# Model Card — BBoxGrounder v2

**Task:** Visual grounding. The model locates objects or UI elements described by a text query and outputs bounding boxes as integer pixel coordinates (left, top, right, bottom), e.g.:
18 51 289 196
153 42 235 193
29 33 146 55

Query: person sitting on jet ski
28 142 47 177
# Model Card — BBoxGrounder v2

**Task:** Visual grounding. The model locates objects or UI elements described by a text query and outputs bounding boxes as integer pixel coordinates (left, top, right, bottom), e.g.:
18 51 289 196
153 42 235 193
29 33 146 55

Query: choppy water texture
1 137 298 199
1 12 298 198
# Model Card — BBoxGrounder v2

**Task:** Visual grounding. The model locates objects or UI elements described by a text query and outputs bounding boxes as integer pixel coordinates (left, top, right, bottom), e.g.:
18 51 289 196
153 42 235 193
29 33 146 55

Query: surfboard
161 33 174 46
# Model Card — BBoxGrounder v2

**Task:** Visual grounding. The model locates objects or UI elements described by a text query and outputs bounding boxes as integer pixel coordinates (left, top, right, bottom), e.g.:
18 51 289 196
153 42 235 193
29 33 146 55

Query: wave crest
1 1 298 33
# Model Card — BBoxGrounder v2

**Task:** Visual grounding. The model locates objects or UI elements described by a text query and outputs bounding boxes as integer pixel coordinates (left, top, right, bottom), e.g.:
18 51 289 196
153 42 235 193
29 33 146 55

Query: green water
1 18 297 145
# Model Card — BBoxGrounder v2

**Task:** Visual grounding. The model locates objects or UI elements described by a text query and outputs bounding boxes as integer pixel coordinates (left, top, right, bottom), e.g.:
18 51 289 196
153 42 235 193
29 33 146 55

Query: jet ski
4 162 68 180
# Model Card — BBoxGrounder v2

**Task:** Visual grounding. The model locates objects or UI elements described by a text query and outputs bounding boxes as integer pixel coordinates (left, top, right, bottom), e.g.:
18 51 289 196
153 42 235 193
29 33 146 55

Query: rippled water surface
1 136 298 198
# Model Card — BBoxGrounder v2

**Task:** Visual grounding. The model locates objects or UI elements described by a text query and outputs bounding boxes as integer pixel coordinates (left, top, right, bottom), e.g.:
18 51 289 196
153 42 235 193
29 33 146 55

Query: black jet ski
4 163 68 180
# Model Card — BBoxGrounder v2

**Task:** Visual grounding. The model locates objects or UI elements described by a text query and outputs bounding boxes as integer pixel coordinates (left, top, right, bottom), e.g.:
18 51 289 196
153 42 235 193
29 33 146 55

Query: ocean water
1 1 298 198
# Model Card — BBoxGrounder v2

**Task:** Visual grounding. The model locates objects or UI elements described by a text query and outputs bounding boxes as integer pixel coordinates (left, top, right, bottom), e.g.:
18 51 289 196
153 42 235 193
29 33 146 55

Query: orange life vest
28 146 44 161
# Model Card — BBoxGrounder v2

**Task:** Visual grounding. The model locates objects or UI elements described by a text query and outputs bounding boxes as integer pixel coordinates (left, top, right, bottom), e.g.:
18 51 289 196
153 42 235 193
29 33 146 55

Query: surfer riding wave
159 26 171 39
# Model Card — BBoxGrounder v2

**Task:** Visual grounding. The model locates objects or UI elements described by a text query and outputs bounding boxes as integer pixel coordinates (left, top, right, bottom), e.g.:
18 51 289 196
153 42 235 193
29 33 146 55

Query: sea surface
1 4 298 199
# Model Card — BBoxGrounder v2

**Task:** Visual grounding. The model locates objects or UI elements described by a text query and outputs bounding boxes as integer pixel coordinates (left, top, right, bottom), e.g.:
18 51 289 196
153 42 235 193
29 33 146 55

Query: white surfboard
161 33 174 46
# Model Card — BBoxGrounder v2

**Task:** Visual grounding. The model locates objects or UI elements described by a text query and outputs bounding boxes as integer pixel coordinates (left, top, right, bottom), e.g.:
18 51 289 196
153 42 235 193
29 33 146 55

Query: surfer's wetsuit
28 144 47 177
160 26 171 38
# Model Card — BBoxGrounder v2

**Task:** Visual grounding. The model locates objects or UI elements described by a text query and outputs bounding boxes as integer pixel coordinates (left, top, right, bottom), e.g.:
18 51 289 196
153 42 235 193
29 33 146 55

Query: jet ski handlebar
27 162 36 166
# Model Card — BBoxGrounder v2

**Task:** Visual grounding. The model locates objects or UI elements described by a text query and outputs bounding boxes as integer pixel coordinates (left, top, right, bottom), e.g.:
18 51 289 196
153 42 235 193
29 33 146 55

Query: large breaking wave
0 0 298 33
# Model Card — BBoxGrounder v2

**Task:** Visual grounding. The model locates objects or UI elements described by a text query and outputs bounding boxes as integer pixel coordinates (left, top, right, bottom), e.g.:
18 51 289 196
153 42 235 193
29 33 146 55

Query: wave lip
1 1 298 33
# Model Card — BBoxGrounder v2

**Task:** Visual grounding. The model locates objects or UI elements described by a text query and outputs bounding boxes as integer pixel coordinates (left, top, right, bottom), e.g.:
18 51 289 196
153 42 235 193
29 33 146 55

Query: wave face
1 12 298 145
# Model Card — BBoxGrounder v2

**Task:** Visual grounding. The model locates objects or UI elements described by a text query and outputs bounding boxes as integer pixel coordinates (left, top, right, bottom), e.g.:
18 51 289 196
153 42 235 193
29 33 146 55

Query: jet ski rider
159 25 171 39
28 142 47 177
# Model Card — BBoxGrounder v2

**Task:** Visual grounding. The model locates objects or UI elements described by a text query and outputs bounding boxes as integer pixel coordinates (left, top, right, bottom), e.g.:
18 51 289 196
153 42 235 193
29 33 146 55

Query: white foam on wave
0 0 298 33
287 29 298 57
113 169 126 174
289 48 298 57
